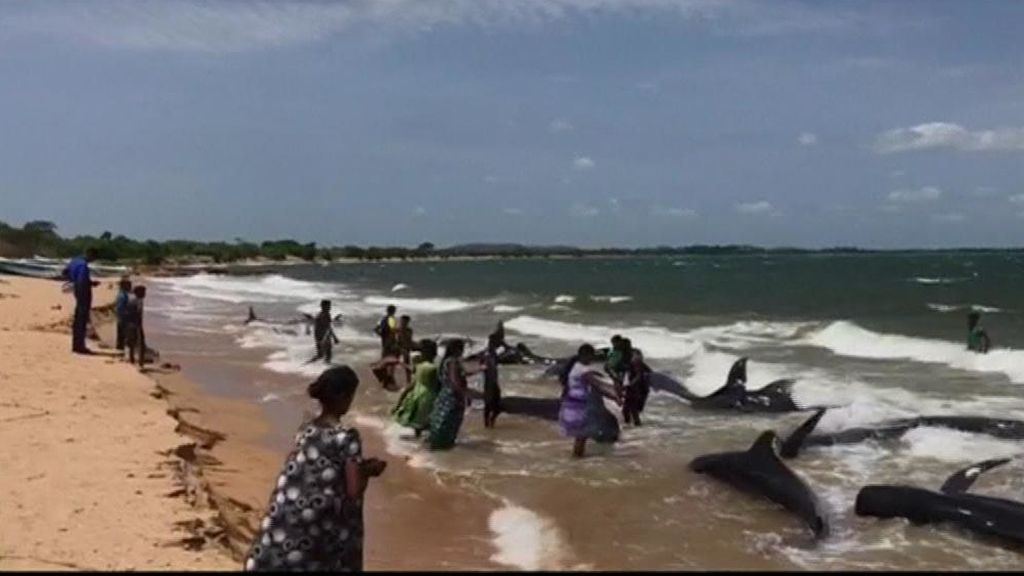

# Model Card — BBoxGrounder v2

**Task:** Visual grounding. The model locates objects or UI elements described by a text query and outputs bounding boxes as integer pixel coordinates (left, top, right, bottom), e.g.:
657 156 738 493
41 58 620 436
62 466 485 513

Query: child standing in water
967 311 991 354
482 334 502 428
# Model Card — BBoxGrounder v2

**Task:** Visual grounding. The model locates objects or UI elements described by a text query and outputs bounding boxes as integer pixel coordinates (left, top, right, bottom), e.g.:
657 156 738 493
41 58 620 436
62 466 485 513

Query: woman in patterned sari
245 365 387 572
427 339 484 450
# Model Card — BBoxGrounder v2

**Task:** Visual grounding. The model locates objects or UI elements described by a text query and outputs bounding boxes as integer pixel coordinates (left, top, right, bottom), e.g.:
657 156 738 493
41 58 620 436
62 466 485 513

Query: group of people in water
243 295 997 571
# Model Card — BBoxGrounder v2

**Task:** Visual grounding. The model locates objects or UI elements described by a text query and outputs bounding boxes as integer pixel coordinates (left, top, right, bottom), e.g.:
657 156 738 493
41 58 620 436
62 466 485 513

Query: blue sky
1 0 1023 248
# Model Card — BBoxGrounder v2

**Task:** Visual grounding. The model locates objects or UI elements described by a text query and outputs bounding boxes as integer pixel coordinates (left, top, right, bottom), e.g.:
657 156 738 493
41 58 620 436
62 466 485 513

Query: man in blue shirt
62 247 100 354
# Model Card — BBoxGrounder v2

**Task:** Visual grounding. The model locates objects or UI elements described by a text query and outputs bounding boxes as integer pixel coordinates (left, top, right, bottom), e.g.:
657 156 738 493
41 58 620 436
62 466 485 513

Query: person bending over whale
559 344 623 458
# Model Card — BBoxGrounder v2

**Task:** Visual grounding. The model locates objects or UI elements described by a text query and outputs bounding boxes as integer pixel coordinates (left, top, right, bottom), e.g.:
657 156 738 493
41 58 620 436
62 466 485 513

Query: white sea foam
488 501 574 571
362 295 476 313
553 294 576 304
158 273 336 304
900 427 1024 464
927 303 1004 314
805 321 1024 383
391 283 409 292
493 305 525 313
910 276 965 285
589 295 633 304
505 315 701 359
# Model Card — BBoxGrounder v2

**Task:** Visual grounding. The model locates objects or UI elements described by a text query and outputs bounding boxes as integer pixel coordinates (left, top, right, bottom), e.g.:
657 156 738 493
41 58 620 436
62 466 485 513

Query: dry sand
0 276 234 570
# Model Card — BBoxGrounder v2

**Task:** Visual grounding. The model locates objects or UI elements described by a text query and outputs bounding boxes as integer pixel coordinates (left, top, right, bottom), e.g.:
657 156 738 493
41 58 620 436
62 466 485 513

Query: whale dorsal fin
780 408 827 460
939 458 1011 494
748 431 779 459
708 357 748 398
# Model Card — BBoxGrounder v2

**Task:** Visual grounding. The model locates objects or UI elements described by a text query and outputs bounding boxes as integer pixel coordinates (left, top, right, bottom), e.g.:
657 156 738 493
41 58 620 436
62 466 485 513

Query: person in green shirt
967 311 991 354
392 339 440 437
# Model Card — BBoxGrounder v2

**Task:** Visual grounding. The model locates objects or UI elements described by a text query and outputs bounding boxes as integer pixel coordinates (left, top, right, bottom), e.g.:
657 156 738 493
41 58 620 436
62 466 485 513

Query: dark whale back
690 431 829 538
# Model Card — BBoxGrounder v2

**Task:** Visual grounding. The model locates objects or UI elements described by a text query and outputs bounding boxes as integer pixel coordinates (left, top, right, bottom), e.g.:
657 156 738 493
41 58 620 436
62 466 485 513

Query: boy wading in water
482 333 502 428
311 300 340 364
123 285 147 369
967 311 991 354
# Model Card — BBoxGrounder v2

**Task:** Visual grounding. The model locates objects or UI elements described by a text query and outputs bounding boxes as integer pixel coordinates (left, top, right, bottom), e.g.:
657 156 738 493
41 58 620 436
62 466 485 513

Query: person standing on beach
245 365 387 572
427 339 484 450
62 247 100 354
482 334 502 428
114 277 132 351
559 344 622 458
312 300 340 364
123 285 147 368
967 311 991 354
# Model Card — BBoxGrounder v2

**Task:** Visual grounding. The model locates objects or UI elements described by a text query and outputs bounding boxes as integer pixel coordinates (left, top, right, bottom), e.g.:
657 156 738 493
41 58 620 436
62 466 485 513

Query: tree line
0 220 1015 265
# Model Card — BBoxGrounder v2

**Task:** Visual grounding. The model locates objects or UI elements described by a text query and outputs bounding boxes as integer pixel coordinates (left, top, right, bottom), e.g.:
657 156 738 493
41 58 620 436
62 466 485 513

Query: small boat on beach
0 257 131 279
0 257 63 279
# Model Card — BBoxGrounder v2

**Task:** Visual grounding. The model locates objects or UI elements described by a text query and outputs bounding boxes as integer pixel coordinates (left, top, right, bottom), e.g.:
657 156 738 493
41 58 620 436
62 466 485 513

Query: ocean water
146 253 1024 570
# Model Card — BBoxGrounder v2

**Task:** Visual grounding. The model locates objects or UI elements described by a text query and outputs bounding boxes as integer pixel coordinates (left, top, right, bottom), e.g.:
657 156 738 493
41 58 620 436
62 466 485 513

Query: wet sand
137 297 506 570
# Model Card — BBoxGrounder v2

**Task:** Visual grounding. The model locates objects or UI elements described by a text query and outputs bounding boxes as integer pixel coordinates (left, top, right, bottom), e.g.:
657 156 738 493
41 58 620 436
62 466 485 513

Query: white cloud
1009 194 1024 205
1 0 871 53
503 207 523 216
651 206 698 218
483 175 499 184
413 206 427 216
573 156 595 171
635 81 659 92
735 201 774 215
874 122 1024 154
889 170 906 178
569 203 599 218
931 212 965 224
797 132 818 146
972 186 998 197
548 118 574 134
886 186 942 203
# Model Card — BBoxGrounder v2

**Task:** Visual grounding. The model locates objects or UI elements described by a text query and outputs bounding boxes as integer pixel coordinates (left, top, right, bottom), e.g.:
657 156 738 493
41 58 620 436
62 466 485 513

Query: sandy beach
0 276 235 570
0 274 504 571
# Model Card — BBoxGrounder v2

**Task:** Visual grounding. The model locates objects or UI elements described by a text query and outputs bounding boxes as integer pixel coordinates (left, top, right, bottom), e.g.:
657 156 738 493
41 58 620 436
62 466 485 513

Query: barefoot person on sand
246 365 386 572
114 277 132 351
123 285 147 369
62 247 100 354
559 344 622 458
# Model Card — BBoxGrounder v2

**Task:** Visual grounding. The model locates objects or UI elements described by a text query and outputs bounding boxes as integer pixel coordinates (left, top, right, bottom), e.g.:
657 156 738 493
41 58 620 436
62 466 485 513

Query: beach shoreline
0 274 508 571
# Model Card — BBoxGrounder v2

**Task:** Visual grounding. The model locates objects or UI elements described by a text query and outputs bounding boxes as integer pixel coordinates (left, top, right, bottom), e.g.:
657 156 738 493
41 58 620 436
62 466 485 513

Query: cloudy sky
1 0 1023 248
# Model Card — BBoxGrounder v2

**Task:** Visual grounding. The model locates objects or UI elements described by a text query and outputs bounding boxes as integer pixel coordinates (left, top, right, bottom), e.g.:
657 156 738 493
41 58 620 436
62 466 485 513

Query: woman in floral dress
245 365 387 572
